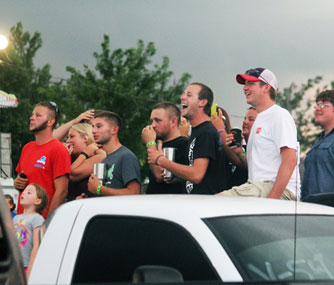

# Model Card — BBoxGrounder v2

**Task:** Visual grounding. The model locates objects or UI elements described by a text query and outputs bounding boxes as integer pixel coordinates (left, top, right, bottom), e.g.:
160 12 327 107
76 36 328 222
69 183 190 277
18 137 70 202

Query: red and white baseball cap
236 68 278 92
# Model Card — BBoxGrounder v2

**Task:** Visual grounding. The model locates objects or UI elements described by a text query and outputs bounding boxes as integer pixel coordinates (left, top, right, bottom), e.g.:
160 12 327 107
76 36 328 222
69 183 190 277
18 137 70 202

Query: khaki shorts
219 181 296 200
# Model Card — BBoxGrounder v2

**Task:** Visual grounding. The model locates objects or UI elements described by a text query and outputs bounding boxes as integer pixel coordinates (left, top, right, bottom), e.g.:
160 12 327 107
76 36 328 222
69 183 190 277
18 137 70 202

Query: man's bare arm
268 147 297 199
149 164 164 182
53 110 94 141
157 156 209 184
48 175 69 215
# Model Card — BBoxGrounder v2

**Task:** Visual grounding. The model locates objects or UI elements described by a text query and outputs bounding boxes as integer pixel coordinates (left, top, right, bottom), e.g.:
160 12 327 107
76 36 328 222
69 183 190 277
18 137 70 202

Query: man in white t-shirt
218 68 300 200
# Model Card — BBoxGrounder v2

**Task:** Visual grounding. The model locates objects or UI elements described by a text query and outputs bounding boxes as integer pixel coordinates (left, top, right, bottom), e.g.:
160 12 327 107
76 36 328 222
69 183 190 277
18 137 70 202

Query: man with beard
147 83 221 195
87 111 141 196
14 102 71 217
142 102 188 194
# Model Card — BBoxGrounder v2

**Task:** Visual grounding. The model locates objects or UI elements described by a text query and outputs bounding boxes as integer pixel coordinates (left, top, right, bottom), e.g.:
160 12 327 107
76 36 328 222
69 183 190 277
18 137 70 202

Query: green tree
0 22 53 174
276 76 334 154
1 24 191 179
59 35 191 176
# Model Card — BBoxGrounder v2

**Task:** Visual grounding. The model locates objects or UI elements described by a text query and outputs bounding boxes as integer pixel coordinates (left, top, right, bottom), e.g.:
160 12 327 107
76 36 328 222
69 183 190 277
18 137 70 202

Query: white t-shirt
247 104 300 197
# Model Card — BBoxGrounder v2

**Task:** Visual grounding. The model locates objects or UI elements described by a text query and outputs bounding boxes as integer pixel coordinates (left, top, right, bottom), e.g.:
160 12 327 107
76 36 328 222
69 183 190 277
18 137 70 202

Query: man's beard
96 135 110 146
31 120 48 134
156 132 168 142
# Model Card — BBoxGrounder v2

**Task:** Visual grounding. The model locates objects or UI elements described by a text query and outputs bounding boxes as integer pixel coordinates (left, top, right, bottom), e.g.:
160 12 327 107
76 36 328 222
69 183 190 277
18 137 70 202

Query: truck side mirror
132 265 183 283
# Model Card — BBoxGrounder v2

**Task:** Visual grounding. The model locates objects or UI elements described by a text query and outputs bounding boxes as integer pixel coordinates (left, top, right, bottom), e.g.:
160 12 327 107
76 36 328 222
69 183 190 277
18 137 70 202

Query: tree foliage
276 76 334 154
59 35 191 175
0 23 191 178
0 22 53 173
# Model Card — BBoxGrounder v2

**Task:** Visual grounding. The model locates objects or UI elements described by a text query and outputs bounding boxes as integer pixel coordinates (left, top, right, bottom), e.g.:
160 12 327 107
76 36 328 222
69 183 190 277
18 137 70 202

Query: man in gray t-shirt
88 111 141 196
103 145 141 189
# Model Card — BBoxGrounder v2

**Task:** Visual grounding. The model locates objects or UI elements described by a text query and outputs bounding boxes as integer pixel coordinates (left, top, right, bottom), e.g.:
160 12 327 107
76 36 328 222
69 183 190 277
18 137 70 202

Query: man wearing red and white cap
218 68 300 200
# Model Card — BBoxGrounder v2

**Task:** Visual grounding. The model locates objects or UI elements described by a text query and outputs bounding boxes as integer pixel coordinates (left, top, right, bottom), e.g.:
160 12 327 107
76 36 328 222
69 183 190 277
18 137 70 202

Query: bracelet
146 141 157 148
240 147 246 159
218 130 226 133
80 152 89 159
96 184 102 195
154 154 164 165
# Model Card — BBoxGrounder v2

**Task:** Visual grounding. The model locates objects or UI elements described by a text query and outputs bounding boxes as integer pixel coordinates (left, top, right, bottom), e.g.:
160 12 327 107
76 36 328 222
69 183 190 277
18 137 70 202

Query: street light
0 34 8 50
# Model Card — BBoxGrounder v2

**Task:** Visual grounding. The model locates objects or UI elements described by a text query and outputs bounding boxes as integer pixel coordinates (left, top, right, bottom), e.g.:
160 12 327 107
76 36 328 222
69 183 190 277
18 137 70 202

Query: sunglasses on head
48 101 59 115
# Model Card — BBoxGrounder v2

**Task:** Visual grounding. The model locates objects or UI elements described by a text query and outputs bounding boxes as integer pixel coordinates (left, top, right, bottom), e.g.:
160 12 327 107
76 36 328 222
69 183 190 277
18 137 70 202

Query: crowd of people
6 66 334 279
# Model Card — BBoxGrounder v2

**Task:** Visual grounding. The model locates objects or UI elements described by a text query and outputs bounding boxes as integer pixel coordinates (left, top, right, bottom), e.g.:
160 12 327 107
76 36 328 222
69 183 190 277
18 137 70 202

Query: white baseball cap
236 68 278 92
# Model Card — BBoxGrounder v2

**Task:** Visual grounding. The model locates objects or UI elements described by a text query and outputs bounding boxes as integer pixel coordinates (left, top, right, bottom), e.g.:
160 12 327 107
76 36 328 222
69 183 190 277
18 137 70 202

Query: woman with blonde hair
65 123 106 201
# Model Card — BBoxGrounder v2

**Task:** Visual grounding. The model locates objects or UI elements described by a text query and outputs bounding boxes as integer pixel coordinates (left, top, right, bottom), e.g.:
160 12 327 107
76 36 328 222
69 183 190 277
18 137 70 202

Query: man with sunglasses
218 68 300 200
14 101 71 217
301 90 334 199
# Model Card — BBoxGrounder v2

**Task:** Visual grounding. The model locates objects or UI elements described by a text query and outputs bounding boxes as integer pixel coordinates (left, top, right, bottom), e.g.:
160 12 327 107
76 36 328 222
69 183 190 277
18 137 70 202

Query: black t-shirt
67 177 98 201
217 144 229 191
67 157 98 201
185 121 221 195
226 145 248 189
146 136 188 194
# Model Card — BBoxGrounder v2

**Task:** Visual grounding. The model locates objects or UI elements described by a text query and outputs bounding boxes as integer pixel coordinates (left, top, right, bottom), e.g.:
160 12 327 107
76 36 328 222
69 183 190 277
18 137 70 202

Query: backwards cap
236 68 278 92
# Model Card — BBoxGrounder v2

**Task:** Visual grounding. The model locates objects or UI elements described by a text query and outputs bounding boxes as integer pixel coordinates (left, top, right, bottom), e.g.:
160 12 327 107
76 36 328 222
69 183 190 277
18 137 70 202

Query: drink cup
230 128 242 147
163 147 175 179
93 163 106 184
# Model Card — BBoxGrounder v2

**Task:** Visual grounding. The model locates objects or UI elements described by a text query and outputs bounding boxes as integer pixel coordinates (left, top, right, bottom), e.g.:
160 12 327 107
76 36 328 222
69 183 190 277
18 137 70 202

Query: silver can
163 147 175 179
93 163 106 184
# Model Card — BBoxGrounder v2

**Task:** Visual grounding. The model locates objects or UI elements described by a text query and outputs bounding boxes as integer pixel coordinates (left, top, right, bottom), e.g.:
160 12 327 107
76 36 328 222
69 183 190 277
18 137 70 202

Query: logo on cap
236 68 278 92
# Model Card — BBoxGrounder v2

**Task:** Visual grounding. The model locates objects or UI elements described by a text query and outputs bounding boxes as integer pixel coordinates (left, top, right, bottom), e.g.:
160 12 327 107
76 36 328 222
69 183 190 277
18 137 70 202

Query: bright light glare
0 35 9 50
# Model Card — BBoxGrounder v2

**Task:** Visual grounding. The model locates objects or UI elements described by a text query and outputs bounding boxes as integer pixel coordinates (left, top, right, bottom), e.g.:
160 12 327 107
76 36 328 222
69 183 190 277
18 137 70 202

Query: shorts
218 180 296 200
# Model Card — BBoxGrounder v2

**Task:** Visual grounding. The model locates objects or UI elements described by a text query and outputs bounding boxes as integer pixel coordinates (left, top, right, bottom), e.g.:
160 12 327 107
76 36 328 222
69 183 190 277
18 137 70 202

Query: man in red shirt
14 102 71 217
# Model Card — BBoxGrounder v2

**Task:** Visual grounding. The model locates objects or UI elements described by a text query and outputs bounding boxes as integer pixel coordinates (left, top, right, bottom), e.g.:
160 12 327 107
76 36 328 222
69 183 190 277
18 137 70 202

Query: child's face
20 185 40 207
6 198 13 210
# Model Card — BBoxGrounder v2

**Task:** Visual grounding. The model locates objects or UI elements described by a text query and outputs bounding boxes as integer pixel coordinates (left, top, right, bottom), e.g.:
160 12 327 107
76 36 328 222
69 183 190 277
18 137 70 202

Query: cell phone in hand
211 103 218 117
20 173 27 178
230 128 242 147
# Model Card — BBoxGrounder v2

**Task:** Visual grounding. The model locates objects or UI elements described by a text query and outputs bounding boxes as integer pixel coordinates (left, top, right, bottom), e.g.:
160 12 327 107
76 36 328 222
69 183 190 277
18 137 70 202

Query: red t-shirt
16 139 71 217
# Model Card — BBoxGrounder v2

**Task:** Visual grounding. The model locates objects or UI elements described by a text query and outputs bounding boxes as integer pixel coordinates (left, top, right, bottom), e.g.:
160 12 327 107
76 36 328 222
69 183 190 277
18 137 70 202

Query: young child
13 183 49 279
5 194 17 218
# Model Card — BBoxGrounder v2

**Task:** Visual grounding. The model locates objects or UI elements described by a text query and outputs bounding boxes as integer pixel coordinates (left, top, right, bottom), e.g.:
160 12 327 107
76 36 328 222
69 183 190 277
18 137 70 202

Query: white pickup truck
29 195 334 284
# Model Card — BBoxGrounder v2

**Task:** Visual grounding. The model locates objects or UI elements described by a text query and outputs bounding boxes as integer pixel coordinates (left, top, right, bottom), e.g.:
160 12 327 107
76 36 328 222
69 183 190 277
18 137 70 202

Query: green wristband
146 141 157 148
96 184 102 195
241 147 246 159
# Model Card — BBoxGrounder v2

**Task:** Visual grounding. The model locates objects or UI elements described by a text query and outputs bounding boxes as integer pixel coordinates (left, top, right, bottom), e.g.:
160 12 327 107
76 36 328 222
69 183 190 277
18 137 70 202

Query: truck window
72 215 219 283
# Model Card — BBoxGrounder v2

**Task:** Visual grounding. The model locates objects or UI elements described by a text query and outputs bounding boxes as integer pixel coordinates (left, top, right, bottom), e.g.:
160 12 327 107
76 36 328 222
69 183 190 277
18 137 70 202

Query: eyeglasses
314 103 333 109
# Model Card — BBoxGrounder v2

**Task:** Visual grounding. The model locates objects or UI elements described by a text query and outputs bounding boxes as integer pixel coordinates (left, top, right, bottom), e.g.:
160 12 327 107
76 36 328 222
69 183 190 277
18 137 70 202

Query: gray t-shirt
102 145 141 189
13 213 44 266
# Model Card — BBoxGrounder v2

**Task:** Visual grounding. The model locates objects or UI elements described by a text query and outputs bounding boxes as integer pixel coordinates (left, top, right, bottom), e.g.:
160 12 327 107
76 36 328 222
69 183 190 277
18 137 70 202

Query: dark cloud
1 0 334 125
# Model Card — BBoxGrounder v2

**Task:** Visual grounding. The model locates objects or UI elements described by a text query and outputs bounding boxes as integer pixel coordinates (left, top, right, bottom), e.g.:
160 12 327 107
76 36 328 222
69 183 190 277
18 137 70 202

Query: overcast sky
1 0 334 126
